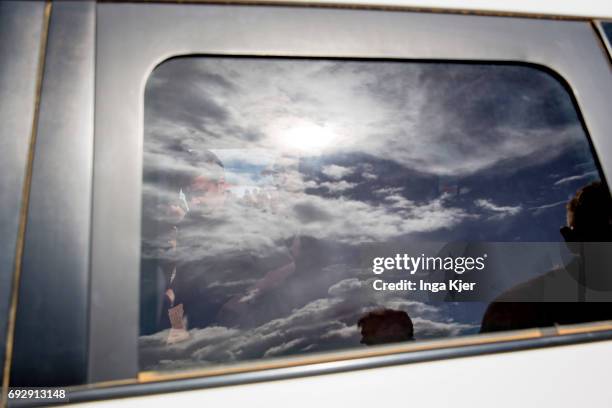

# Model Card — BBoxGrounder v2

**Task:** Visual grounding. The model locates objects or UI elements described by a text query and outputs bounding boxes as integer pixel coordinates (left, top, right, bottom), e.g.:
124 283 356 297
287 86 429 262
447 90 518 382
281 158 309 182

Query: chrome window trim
91 3 612 383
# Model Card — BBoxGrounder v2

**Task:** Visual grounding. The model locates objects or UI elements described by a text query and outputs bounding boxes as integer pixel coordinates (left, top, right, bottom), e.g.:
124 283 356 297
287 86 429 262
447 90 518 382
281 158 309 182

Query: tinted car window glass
602 22 612 44
140 58 611 372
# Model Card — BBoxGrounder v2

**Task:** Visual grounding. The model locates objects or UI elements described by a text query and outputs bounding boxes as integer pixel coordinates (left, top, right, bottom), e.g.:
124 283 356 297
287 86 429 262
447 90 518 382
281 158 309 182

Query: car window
139 57 611 373
601 22 612 54
602 22 612 43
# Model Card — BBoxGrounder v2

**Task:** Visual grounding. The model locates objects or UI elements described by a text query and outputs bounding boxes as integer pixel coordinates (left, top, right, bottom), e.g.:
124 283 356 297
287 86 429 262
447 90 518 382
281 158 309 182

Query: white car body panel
82 339 612 407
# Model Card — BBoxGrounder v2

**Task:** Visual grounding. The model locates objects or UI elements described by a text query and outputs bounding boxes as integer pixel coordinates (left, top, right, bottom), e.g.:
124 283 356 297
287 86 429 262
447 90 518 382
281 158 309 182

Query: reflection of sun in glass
280 122 338 153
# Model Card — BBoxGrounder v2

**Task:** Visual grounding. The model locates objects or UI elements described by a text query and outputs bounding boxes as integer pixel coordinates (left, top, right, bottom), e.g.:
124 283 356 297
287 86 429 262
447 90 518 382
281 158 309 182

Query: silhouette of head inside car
480 181 612 333
358 308 415 345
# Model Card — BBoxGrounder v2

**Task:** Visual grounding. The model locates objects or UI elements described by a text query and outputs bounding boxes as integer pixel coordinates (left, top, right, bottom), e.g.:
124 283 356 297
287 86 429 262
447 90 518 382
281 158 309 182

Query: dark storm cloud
145 58 266 149
145 77 230 133
355 62 583 176
292 202 333 223
415 64 578 130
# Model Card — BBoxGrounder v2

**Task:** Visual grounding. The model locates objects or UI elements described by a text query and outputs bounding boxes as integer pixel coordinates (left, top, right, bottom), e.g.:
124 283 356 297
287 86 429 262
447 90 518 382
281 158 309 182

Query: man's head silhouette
358 308 414 345
560 181 612 246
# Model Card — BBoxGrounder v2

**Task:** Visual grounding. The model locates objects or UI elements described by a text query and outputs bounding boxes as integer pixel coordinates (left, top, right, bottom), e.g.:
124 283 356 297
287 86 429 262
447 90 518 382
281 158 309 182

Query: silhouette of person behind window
358 308 415 345
481 181 612 333
161 150 306 340
158 148 227 343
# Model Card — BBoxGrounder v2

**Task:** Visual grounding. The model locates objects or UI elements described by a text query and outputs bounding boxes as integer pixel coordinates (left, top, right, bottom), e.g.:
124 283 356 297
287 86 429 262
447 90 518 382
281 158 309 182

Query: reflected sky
140 58 601 371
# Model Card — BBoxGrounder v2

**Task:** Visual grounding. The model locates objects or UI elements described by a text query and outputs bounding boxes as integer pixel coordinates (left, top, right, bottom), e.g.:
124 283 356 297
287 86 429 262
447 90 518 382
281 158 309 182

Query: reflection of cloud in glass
145 59 585 177
322 164 353 179
272 119 340 153
475 199 522 220
554 170 598 186
139 275 476 371
142 188 470 263
140 57 600 369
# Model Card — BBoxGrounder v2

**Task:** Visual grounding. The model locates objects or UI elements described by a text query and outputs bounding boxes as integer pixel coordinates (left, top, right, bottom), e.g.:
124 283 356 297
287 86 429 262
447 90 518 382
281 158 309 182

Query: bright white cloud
322 164 354 180
319 180 358 192
554 170 598 186
475 199 522 220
